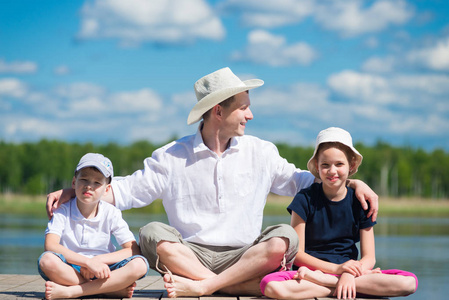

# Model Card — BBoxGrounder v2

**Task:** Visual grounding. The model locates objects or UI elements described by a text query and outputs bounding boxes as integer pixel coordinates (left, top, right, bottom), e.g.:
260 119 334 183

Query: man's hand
348 179 378 222
46 188 75 219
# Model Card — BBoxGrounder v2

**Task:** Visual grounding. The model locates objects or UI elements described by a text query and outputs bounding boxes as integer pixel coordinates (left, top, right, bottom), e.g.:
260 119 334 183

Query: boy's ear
71 176 76 189
105 183 112 193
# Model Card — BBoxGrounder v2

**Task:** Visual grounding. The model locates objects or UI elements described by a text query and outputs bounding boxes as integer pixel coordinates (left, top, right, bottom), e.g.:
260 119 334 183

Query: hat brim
187 79 263 125
307 142 363 179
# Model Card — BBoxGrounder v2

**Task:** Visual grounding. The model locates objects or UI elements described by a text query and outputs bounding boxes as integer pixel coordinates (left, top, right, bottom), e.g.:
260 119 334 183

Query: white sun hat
76 153 114 178
187 67 264 125
307 127 363 179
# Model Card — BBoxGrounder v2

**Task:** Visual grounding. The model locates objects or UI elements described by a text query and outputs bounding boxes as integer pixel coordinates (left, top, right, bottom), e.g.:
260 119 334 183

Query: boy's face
72 167 110 205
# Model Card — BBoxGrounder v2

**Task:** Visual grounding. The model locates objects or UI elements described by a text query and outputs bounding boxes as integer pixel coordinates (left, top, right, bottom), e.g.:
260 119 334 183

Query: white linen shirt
112 128 314 247
46 198 135 258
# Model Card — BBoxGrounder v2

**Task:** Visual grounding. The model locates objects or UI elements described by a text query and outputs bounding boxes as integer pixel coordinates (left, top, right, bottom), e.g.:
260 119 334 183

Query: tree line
0 139 448 199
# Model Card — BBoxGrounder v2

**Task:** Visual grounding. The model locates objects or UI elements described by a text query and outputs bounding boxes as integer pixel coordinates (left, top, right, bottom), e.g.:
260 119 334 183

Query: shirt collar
70 197 102 222
193 122 240 154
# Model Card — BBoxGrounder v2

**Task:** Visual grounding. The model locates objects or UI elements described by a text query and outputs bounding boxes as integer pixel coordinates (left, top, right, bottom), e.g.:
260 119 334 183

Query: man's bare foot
103 282 137 298
219 277 263 296
45 281 70 299
163 274 206 298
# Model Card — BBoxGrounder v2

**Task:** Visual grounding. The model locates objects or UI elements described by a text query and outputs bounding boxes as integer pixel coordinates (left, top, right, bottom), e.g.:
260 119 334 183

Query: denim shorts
37 251 149 281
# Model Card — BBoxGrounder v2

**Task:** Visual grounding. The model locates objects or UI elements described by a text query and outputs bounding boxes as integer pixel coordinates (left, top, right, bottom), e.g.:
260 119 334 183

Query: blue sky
1 0 448 151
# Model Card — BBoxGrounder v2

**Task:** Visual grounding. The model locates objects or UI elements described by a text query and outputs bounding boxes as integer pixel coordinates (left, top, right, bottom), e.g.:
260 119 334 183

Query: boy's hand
80 267 95 281
335 272 356 299
87 257 111 279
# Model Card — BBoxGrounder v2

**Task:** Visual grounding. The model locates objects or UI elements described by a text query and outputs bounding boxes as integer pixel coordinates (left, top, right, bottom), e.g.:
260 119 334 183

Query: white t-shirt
46 198 135 258
112 127 314 247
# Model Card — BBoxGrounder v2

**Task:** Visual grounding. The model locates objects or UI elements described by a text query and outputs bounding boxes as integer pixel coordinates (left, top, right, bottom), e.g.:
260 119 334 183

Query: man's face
220 91 253 137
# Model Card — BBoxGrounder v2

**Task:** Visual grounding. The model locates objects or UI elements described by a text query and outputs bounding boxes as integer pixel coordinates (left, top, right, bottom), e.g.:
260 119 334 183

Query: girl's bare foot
163 274 205 298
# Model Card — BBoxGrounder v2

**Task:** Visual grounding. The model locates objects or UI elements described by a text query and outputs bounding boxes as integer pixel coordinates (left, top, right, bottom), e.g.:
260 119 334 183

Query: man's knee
261 224 299 249
138 222 183 270
265 237 289 256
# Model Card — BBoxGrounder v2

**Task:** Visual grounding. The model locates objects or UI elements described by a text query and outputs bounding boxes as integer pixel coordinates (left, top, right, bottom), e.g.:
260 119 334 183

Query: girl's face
316 146 352 190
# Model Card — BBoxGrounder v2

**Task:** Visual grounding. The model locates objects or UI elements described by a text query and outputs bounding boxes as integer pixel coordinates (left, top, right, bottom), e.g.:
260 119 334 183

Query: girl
260 127 417 299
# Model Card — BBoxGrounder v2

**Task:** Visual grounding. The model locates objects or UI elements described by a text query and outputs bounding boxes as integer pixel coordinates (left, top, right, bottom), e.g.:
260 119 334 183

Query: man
47 67 378 297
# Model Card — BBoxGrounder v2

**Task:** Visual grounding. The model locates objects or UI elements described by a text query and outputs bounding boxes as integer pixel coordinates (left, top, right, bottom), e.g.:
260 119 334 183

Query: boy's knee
39 252 59 270
129 257 149 278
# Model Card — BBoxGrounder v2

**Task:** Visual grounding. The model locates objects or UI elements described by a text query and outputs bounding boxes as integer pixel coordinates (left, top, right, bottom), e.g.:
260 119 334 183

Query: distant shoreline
2 193 449 218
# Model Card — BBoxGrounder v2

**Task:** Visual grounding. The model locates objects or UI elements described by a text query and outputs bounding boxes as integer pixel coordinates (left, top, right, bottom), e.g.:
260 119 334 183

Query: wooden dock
0 274 388 300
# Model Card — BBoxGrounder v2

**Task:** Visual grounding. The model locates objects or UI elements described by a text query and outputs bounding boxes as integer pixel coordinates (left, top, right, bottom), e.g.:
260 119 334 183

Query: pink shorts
260 269 418 295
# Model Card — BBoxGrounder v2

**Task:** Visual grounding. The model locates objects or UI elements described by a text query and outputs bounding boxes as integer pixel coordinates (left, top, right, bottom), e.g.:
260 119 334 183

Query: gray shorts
138 222 298 275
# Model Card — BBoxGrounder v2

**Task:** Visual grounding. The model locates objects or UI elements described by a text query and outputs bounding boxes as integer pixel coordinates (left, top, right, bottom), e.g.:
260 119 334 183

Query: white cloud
232 30 317 66
313 0 413 37
0 78 28 98
362 56 395 73
54 65 71 76
78 0 225 45
109 89 163 113
54 82 106 99
328 71 449 112
0 59 37 74
328 70 395 104
364 36 379 49
218 0 314 28
406 36 449 71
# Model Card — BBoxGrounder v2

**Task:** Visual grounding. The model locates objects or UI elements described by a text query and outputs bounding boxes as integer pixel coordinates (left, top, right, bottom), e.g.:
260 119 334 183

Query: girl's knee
263 281 285 299
401 276 417 295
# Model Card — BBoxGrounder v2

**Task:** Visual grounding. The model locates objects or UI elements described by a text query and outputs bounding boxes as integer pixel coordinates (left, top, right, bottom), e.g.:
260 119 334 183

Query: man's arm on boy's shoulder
46 187 115 219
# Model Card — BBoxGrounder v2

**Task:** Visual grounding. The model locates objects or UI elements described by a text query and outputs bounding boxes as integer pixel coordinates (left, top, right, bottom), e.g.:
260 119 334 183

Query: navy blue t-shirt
288 182 376 265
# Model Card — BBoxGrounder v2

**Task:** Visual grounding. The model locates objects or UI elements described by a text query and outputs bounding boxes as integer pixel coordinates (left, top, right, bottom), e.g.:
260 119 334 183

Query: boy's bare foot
163 274 206 298
45 281 70 300
103 282 137 298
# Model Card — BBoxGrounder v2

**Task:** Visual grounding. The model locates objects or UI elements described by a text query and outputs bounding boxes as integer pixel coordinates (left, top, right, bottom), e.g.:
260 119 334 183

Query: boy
38 153 149 299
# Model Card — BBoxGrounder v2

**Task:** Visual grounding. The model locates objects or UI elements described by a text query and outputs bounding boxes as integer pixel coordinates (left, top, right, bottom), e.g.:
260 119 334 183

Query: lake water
1 213 448 300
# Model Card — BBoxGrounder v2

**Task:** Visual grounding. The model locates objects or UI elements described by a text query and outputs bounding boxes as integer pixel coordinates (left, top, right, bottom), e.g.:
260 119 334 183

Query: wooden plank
0 275 390 300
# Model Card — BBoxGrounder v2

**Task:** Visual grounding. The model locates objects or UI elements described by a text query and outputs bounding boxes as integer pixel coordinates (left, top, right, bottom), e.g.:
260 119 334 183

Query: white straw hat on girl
307 127 363 179
187 67 264 125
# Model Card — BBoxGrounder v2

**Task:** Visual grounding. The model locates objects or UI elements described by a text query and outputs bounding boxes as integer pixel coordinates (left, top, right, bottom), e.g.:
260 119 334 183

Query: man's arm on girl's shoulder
347 179 378 222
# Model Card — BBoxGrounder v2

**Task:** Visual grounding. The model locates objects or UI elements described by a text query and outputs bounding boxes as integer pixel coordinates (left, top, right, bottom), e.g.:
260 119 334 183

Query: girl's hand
362 267 382 275
337 259 363 277
335 272 356 299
